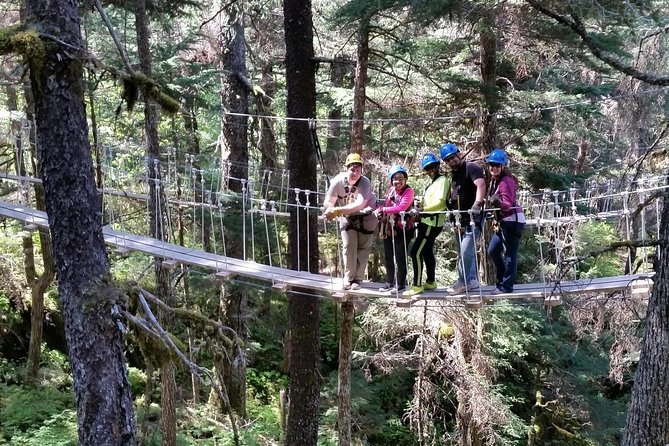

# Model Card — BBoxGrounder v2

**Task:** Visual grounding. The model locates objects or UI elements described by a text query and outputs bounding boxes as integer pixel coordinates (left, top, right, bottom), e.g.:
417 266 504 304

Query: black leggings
383 227 415 288
410 222 443 286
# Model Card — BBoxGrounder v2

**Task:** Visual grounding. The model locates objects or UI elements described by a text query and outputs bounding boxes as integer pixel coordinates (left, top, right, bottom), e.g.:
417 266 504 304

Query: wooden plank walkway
0 200 653 307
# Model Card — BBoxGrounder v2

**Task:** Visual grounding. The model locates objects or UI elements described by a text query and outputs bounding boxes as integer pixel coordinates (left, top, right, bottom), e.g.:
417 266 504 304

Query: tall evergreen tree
22 0 137 443
284 0 320 444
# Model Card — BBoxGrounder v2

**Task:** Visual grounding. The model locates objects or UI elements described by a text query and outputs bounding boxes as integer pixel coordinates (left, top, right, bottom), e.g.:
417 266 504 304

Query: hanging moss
0 27 45 90
130 72 180 115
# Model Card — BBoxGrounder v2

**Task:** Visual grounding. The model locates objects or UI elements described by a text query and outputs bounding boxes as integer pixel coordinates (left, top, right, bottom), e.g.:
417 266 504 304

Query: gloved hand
324 207 342 220
372 208 383 219
488 194 502 209
470 201 483 216
409 208 420 218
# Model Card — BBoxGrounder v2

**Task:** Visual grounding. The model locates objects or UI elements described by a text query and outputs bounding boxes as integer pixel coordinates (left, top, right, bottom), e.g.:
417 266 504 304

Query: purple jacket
490 174 520 219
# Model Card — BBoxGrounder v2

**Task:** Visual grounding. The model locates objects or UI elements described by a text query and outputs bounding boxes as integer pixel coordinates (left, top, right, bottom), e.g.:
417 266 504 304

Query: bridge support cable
305 190 312 273
249 178 256 262
622 191 633 274
467 210 484 306
294 188 301 270
260 200 273 268
241 178 248 261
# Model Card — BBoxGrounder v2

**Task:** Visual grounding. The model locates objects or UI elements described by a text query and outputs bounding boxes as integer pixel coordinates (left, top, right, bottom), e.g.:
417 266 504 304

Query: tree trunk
6 74 55 385
622 191 669 445
332 21 370 445
24 0 136 443
135 1 176 444
477 14 499 157
284 0 320 444
220 2 249 193
325 55 353 173
337 301 354 446
350 19 369 155
217 2 250 417
220 286 248 418
258 64 277 170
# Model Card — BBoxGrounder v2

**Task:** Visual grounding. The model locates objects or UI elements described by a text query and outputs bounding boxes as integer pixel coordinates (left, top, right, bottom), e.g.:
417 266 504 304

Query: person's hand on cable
361 206 374 214
470 200 483 216
372 208 383 219
488 194 502 209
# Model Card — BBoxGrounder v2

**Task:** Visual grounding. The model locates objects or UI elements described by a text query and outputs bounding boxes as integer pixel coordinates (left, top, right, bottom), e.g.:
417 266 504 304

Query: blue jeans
456 225 481 285
487 221 525 292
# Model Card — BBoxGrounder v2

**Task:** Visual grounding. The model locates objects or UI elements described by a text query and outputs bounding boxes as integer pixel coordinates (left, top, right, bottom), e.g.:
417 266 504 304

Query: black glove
470 201 483 215
488 194 502 208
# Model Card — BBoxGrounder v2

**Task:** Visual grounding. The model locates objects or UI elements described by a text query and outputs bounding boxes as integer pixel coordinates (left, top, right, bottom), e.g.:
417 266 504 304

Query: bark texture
24 0 136 443
135 1 176 444
337 301 354 446
220 3 249 193
284 0 320 444
622 188 669 445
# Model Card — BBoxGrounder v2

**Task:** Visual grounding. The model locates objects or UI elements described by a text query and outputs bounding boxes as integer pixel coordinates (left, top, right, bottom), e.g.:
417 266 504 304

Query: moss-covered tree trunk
24 0 136 442
284 0 320 443
622 190 669 444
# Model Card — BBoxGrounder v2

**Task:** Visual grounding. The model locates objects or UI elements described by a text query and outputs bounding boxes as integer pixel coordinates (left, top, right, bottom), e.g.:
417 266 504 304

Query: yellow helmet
345 153 363 167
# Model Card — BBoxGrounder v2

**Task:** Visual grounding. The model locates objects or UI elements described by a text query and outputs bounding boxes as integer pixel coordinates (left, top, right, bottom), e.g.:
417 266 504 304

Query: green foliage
320 367 417 445
0 358 23 385
247 368 287 404
0 384 74 441
128 366 147 396
574 221 622 278
6 409 77 446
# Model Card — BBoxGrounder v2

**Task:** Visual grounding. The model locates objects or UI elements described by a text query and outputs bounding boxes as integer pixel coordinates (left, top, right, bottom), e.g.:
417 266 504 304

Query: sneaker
446 281 466 295
405 285 424 297
490 287 504 295
447 280 479 295
424 281 438 290
379 283 394 292
343 282 352 291
350 281 362 291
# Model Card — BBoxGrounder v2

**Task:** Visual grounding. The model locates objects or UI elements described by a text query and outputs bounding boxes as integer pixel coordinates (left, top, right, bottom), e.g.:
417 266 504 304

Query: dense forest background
1 0 668 445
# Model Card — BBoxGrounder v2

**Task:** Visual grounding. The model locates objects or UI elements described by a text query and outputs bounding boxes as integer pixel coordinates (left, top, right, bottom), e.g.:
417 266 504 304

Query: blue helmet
439 143 460 160
486 148 508 165
388 165 408 181
421 153 440 170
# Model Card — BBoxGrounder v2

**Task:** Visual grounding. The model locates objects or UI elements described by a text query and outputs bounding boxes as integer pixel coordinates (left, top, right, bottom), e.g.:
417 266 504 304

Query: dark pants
410 222 443 287
383 227 415 288
487 221 525 292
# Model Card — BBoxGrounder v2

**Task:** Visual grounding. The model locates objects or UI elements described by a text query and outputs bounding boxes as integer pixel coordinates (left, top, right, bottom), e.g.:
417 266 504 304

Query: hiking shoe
466 280 480 291
405 285 424 297
490 286 511 295
446 281 466 295
424 281 438 290
343 282 352 291
350 281 362 290
379 283 394 292
447 280 479 295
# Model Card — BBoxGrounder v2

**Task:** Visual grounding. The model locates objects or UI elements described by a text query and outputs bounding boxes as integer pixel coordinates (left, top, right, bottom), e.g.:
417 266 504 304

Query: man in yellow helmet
323 153 377 290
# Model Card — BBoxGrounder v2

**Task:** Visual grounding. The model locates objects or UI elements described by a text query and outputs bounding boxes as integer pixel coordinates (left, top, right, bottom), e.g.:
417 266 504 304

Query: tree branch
526 0 669 86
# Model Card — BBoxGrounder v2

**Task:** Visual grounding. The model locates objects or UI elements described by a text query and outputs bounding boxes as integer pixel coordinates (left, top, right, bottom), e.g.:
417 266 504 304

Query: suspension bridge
0 136 661 308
